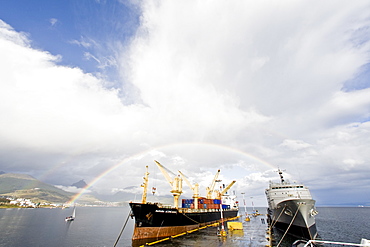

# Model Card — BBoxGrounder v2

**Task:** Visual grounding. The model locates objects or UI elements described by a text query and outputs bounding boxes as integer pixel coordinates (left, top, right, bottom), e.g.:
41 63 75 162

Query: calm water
0 206 369 247
0 207 135 247
316 207 370 244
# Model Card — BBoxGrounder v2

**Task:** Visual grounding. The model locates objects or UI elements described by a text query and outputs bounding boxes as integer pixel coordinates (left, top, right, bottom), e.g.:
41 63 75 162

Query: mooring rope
113 209 132 247
156 220 165 239
181 211 201 224
276 203 302 247
271 205 287 228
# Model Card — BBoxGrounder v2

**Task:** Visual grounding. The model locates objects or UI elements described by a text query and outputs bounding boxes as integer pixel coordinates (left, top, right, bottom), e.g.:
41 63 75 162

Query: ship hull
268 199 317 240
130 202 238 240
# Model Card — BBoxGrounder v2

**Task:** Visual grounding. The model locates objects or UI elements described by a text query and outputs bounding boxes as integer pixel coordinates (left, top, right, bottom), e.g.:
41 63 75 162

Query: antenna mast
277 168 286 183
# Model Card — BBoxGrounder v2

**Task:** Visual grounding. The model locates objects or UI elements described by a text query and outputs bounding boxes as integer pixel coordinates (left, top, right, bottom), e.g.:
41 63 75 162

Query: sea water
0 207 134 247
316 207 370 244
0 206 369 247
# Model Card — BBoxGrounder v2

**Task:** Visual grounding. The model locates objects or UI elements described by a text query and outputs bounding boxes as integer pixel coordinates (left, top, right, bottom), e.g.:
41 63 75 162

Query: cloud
318 89 370 126
111 186 141 194
280 139 312 151
55 185 92 194
84 51 101 63
69 36 101 50
0 20 30 47
49 18 58 27
2 1 370 206
0 22 141 154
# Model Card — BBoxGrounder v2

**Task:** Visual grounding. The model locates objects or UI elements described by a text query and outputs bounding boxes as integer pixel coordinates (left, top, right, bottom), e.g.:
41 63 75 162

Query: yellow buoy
219 229 227 236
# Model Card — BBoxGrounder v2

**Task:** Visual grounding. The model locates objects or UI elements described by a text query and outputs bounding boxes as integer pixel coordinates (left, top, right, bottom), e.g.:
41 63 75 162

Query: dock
138 214 271 247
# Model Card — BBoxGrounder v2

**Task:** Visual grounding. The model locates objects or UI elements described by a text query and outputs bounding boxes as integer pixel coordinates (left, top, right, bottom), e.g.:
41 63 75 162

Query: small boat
65 207 76 221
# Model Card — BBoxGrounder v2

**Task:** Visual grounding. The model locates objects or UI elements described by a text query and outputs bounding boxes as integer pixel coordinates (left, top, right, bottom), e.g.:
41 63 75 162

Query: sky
1 0 370 207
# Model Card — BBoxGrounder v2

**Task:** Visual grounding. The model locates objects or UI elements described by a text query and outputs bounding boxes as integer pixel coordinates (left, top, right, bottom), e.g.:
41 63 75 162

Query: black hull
130 202 238 240
267 199 318 240
273 221 318 240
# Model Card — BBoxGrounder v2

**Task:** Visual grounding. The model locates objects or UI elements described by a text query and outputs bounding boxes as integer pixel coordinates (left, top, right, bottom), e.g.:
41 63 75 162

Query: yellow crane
154 160 183 208
206 169 220 199
178 170 199 209
217 180 236 199
140 166 150 204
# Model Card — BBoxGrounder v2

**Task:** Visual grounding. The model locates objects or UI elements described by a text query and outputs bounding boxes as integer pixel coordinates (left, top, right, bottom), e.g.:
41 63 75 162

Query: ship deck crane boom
154 160 182 208
219 180 236 198
206 169 220 199
141 166 150 204
178 170 199 209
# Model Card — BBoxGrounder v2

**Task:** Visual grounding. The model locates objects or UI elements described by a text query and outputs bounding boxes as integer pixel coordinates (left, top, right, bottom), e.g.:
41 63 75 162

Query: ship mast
141 166 149 204
277 168 286 183
179 170 199 209
154 160 183 208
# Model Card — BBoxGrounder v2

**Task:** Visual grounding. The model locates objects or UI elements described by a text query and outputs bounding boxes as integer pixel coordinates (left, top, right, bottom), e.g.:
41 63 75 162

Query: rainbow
65 142 275 205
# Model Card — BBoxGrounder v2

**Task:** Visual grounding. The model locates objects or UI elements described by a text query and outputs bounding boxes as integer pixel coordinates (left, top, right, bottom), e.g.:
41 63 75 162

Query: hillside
0 173 64 194
0 173 95 204
0 173 174 205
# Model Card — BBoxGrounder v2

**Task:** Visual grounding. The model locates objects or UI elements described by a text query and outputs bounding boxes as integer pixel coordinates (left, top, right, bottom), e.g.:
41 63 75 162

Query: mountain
71 179 87 188
0 173 175 205
0 173 98 204
0 173 57 193
92 190 173 205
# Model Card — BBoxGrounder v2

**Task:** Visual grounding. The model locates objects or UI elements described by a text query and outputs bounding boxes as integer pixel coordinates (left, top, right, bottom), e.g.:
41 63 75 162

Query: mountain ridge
0 173 36 180
0 173 97 204
0 172 175 205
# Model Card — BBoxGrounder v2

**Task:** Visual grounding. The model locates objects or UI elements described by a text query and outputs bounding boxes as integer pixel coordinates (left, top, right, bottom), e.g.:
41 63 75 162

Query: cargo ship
129 161 239 240
265 169 318 240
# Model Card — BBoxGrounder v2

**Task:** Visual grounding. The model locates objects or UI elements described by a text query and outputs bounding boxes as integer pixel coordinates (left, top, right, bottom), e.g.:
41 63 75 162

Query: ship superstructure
265 169 318 240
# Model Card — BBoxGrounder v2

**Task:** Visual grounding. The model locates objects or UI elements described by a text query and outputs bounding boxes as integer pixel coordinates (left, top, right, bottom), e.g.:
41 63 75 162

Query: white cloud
55 185 91 194
84 51 101 63
280 139 312 151
49 18 58 27
1 1 370 206
0 22 145 155
0 20 30 47
317 89 370 126
69 37 96 49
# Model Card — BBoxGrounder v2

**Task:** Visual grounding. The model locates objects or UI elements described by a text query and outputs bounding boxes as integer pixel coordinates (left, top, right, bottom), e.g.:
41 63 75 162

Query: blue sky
0 0 139 82
1 0 370 207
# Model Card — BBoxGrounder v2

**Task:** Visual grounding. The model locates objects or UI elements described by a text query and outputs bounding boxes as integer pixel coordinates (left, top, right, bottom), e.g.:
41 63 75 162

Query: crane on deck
178 170 199 209
206 169 220 199
217 180 236 199
140 166 150 204
154 160 183 208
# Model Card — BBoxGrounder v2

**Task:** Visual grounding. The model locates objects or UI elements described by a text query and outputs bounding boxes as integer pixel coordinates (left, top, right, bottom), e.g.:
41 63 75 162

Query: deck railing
302 239 370 247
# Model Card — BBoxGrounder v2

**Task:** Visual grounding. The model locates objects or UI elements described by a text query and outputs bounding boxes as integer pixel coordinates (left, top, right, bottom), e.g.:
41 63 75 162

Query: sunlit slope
0 173 73 203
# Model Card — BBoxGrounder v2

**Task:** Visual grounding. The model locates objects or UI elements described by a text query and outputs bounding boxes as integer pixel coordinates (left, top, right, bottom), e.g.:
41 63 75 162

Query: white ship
265 169 318 240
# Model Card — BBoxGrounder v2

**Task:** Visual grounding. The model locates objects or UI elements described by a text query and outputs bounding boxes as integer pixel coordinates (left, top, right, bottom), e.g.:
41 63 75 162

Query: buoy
219 229 227 237
245 216 250 222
